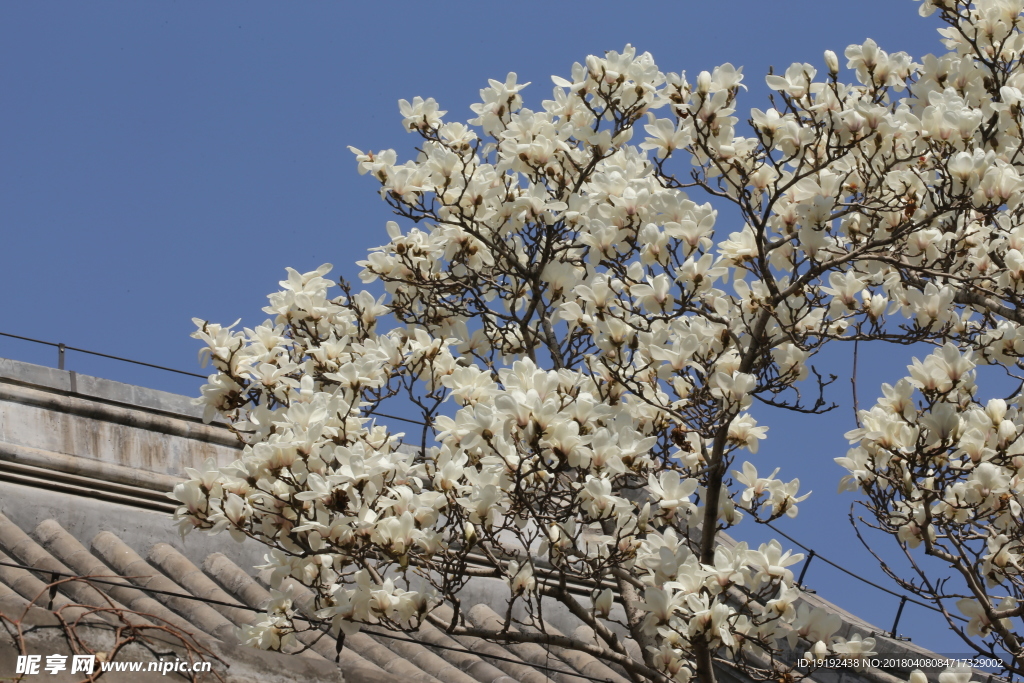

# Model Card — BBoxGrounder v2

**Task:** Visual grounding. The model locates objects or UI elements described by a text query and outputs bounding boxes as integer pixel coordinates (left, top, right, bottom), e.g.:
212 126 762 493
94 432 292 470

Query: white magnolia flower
182 11 1024 674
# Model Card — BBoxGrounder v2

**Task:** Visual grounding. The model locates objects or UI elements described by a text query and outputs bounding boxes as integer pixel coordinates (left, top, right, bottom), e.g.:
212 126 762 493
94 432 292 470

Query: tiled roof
0 509 631 683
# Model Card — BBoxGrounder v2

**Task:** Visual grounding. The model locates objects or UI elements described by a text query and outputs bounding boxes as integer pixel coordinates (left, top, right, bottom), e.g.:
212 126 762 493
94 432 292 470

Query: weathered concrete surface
0 356 206 418
0 357 240 480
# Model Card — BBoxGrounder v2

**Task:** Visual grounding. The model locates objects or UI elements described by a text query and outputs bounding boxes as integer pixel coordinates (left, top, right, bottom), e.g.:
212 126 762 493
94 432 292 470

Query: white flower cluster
839 343 1024 652
180 1 1024 679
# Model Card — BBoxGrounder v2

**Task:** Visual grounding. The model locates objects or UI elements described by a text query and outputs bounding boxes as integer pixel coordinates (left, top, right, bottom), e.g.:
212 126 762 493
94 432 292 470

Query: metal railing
0 331 206 379
0 330 1003 666
764 520 969 638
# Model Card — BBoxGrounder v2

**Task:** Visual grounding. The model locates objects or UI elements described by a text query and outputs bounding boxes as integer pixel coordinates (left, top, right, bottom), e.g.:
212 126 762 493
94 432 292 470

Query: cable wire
0 335 977 635
0 332 433 427
763 521 968 624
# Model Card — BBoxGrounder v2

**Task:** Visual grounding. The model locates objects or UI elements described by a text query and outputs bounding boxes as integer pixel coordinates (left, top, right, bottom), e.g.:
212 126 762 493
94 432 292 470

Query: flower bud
824 50 839 76
594 588 613 618
638 502 651 532
697 70 712 95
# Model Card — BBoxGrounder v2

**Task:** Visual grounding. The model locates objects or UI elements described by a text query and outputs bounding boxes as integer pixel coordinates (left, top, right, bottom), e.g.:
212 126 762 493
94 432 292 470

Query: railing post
890 595 908 638
57 343 65 370
797 549 815 586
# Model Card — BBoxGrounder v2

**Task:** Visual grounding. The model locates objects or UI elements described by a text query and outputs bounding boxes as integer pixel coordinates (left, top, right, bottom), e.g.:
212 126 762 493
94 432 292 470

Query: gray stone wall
0 358 240 481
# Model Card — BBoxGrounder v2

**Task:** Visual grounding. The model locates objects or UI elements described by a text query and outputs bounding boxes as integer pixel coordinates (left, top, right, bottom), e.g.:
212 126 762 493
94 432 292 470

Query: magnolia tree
176 0 1024 680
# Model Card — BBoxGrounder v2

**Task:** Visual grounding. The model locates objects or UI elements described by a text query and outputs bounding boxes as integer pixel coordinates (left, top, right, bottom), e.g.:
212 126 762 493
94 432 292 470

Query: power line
763 521 967 624
0 334 977 639
358 408 971 636
0 331 431 427
350 410 966 633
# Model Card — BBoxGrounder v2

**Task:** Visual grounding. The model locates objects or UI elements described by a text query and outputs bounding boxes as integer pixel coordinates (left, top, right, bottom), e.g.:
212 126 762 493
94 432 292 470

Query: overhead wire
0 332 981 640
763 521 968 624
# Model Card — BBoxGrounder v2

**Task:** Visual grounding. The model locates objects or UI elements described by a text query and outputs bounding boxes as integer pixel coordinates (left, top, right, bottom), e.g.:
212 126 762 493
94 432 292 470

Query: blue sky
0 0 994 661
